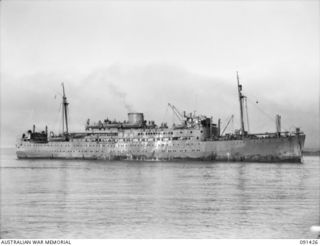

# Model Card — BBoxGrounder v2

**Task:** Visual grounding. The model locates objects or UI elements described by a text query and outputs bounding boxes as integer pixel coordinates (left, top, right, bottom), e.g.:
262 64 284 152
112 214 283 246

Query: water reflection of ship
16 73 305 162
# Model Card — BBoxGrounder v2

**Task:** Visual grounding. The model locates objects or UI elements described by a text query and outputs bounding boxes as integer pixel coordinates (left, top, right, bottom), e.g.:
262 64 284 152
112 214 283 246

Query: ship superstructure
16 75 305 162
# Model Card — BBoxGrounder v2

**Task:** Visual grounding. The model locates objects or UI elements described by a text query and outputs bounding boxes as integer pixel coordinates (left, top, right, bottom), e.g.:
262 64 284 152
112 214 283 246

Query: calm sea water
0 148 319 238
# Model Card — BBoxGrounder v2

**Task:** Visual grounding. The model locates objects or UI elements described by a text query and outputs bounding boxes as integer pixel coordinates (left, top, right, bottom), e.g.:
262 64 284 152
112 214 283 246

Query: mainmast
237 72 245 136
61 83 69 136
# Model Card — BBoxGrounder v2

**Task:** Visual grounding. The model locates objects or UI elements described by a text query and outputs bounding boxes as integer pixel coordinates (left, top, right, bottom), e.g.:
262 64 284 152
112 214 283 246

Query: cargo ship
16 73 305 162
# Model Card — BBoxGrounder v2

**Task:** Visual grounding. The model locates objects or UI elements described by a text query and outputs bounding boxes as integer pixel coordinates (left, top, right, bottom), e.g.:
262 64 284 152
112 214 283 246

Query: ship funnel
276 114 281 133
128 113 144 125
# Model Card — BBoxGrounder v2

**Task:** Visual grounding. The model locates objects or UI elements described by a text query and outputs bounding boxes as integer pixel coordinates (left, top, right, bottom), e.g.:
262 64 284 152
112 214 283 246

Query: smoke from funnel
107 82 135 112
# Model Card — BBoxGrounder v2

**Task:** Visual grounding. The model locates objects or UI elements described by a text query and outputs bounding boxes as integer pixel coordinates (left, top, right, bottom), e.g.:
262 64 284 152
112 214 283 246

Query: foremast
61 83 69 139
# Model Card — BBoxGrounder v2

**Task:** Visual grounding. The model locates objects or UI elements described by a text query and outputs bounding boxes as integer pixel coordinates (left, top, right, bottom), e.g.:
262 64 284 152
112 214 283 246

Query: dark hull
16 134 305 163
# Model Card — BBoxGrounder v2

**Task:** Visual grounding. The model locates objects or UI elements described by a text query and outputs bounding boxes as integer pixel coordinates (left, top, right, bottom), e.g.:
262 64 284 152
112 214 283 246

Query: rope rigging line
246 97 290 132
246 98 274 123
244 97 250 133
53 102 62 134
231 115 234 132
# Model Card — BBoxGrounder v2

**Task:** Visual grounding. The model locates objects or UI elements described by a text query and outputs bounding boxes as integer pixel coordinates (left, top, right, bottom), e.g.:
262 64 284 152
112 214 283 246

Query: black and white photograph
0 0 319 241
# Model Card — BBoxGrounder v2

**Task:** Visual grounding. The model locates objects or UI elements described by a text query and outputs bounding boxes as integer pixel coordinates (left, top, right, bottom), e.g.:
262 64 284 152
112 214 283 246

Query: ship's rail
216 130 304 141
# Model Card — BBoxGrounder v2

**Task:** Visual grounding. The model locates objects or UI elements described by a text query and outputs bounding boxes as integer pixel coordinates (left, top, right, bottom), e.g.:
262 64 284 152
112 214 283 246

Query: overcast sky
1 0 319 149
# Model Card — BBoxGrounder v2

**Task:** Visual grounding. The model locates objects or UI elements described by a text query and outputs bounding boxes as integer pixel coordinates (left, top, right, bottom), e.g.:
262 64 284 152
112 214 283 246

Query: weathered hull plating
16 134 305 163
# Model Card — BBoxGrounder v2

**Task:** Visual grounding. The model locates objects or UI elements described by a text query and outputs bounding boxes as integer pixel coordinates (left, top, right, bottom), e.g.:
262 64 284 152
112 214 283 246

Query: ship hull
16 134 305 163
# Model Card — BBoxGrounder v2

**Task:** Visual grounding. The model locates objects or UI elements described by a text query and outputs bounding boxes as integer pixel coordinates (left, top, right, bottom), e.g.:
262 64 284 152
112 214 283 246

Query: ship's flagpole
237 72 245 136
